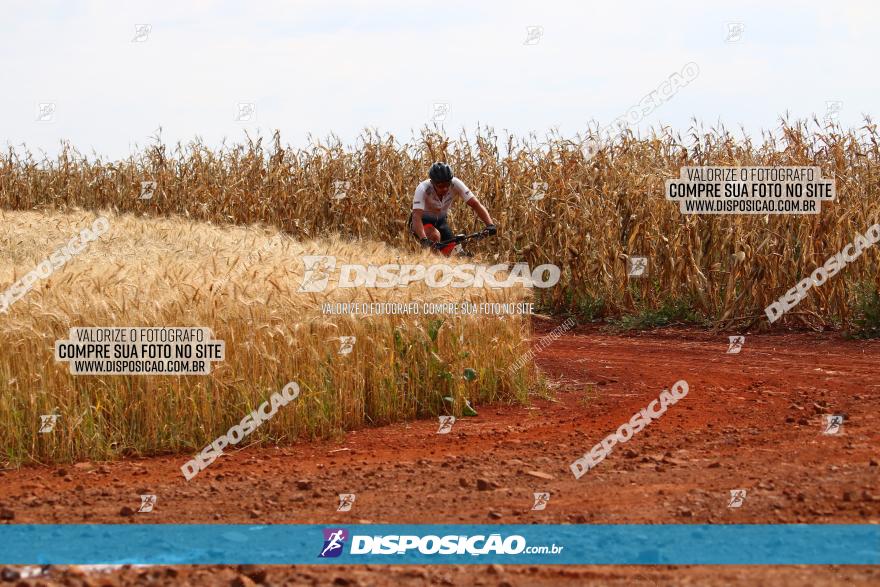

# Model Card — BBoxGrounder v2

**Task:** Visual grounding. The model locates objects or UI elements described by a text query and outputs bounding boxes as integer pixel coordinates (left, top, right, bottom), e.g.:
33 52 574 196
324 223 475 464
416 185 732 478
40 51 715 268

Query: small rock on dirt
0 508 14 521
524 470 555 480
231 575 257 587
237 565 268 583
296 480 312 490
119 506 135 517
862 490 880 502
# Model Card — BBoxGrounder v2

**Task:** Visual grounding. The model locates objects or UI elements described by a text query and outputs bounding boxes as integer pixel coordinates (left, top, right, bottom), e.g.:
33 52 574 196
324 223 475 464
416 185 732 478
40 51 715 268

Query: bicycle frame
432 231 492 256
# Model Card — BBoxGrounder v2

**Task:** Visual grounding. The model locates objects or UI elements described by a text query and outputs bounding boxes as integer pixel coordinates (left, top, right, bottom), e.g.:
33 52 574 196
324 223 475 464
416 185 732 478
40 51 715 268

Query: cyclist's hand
484 224 497 236
419 237 434 248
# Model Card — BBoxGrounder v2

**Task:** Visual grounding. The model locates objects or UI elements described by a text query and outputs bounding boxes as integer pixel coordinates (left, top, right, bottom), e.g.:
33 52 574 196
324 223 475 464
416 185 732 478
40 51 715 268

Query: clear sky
2 0 877 158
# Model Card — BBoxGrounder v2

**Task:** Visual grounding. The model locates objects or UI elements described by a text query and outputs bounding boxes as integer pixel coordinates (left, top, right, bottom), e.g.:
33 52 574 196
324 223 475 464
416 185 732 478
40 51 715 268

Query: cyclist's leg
433 215 453 241
414 212 442 242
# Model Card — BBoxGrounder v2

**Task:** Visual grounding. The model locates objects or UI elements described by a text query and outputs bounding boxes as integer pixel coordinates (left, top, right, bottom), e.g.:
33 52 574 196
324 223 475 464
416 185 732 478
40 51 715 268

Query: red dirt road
1 322 878 585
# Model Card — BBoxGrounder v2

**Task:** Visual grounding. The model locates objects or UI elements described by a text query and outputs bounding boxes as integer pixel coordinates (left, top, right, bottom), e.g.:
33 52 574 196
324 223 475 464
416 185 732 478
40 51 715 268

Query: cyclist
410 162 496 250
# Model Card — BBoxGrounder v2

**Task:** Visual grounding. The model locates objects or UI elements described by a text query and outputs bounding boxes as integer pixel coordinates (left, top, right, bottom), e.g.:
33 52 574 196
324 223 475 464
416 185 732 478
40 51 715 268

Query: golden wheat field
0 209 536 466
2 121 879 329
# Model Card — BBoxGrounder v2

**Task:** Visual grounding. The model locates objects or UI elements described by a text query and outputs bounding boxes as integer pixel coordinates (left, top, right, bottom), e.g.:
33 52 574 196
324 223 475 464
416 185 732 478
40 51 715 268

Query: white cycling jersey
412 178 475 217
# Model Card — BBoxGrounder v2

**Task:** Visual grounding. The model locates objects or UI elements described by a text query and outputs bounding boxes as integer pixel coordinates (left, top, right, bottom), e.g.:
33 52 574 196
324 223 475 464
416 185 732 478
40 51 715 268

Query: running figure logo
140 181 156 200
825 100 843 122
235 102 256 122
332 180 351 201
528 181 548 202
337 493 356 512
531 492 550 511
431 102 449 122
582 138 600 162
523 25 544 45
36 102 56 123
137 494 157 513
298 256 337 292
627 256 648 277
727 336 745 354
728 489 747 508
437 415 456 434
725 22 745 43
38 414 59 433
319 528 349 558
132 24 152 42
823 414 844 435
339 336 356 355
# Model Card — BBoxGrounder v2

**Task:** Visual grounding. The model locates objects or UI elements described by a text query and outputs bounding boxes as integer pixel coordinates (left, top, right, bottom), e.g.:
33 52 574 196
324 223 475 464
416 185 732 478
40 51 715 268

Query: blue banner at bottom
0 524 877 565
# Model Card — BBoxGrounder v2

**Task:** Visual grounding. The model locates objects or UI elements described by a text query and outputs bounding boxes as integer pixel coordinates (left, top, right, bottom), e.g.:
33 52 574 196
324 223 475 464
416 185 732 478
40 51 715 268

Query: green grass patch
849 283 880 338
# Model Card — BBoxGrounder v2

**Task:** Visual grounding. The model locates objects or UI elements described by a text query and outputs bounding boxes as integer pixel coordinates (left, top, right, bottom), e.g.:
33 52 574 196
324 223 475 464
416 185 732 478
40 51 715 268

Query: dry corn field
0 209 535 466
2 121 879 330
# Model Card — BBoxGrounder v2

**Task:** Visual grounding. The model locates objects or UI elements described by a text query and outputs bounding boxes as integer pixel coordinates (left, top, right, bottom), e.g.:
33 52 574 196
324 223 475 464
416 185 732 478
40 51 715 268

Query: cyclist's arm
411 209 428 239
466 197 494 226
411 183 430 239
455 178 494 226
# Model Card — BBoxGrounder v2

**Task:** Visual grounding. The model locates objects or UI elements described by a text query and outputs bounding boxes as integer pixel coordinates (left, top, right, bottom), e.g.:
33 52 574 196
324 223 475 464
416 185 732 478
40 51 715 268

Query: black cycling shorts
409 211 453 242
